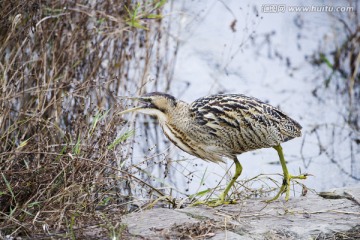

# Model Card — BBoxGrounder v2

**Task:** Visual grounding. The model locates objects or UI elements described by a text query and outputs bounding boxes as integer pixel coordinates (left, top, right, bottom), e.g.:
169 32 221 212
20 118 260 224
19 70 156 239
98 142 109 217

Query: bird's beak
117 106 143 115
117 96 151 115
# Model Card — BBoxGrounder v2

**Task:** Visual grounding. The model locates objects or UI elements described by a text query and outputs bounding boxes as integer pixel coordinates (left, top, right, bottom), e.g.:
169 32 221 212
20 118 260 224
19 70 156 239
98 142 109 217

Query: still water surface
131 0 359 198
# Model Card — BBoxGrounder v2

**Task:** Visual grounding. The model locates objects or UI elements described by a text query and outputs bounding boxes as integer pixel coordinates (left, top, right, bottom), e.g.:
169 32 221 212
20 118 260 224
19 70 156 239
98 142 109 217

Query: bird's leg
191 157 242 207
218 157 242 202
266 144 307 202
207 157 242 207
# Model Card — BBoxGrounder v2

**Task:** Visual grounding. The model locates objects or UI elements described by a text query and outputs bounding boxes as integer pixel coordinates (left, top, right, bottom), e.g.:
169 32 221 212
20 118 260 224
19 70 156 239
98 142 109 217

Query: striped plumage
189 94 302 159
119 92 307 205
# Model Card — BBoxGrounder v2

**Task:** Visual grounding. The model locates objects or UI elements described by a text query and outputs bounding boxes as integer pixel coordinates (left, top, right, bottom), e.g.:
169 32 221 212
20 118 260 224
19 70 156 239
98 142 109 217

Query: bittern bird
119 92 307 206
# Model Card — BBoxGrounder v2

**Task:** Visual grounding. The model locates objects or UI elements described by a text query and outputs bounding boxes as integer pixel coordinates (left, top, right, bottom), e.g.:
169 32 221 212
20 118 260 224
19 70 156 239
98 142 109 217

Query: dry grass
0 0 176 238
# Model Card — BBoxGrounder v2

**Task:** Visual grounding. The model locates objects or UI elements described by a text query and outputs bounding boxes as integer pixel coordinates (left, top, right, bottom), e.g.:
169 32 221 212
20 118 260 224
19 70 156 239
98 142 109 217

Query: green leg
266 144 307 202
219 158 242 202
208 157 242 207
192 157 242 207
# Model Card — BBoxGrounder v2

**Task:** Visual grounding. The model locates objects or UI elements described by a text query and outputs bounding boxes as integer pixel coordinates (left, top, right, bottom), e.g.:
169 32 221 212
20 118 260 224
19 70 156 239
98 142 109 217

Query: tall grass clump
0 0 177 238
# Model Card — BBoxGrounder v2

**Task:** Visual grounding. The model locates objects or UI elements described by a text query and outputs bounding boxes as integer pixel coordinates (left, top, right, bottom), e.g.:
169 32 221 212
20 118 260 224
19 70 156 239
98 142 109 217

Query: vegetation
307 5 360 180
1 0 358 238
0 0 176 238
310 7 360 129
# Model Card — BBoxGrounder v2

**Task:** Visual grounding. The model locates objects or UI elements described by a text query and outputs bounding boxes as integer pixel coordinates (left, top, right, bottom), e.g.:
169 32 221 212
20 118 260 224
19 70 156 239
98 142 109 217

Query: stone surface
123 208 198 239
122 186 360 239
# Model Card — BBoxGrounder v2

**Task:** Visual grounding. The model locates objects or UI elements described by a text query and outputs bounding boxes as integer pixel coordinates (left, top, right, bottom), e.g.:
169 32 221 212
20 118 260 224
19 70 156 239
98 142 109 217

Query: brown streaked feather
190 94 302 154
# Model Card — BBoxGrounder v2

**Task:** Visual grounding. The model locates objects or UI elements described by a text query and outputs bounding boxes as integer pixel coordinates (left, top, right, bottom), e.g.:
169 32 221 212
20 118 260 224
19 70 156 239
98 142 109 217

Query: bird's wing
190 94 302 142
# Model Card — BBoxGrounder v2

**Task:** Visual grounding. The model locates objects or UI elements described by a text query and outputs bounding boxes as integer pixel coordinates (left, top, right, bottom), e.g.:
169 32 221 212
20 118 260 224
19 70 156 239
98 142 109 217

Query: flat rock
122 186 360 239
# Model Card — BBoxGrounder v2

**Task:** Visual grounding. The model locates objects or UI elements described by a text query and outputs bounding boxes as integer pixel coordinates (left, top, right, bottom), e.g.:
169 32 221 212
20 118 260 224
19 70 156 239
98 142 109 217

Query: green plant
125 0 166 29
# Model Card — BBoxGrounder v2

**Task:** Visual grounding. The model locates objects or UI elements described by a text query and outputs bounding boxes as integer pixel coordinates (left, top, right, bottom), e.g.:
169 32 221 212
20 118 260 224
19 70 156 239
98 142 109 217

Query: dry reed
0 0 176 238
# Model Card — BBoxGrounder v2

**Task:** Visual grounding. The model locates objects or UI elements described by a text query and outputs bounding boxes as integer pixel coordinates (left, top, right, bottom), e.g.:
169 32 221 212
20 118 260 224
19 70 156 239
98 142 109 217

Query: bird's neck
161 101 191 125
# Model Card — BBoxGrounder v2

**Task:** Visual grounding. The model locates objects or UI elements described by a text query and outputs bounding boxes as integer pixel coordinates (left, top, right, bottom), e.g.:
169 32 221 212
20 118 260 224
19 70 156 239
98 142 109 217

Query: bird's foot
191 199 236 207
208 199 237 207
265 173 308 203
191 193 237 207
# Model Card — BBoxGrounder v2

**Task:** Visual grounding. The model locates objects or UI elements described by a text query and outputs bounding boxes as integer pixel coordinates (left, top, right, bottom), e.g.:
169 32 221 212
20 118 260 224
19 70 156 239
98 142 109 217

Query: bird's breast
160 122 198 156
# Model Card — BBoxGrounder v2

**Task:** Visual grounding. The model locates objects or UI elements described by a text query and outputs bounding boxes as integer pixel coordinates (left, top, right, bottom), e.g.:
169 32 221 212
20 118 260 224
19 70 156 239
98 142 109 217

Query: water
131 0 360 199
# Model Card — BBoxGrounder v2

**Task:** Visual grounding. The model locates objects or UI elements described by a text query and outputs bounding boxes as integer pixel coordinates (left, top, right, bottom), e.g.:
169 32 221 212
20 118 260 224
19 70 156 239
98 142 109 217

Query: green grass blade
90 109 110 136
2 173 16 203
188 188 211 199
108 129 135 150
73 135 81 155
154 0 167 9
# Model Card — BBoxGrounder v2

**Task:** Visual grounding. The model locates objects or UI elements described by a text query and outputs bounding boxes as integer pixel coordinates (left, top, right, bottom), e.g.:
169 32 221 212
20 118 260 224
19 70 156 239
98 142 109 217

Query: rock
122 208 198 239
122 186 360 239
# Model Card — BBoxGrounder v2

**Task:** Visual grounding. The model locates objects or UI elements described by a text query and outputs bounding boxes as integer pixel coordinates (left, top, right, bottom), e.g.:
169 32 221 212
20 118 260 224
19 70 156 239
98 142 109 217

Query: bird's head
118 92 178 120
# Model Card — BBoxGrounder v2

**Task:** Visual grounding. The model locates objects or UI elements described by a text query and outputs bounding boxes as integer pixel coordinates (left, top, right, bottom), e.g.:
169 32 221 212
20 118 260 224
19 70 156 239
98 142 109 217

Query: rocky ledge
122 186 360 239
